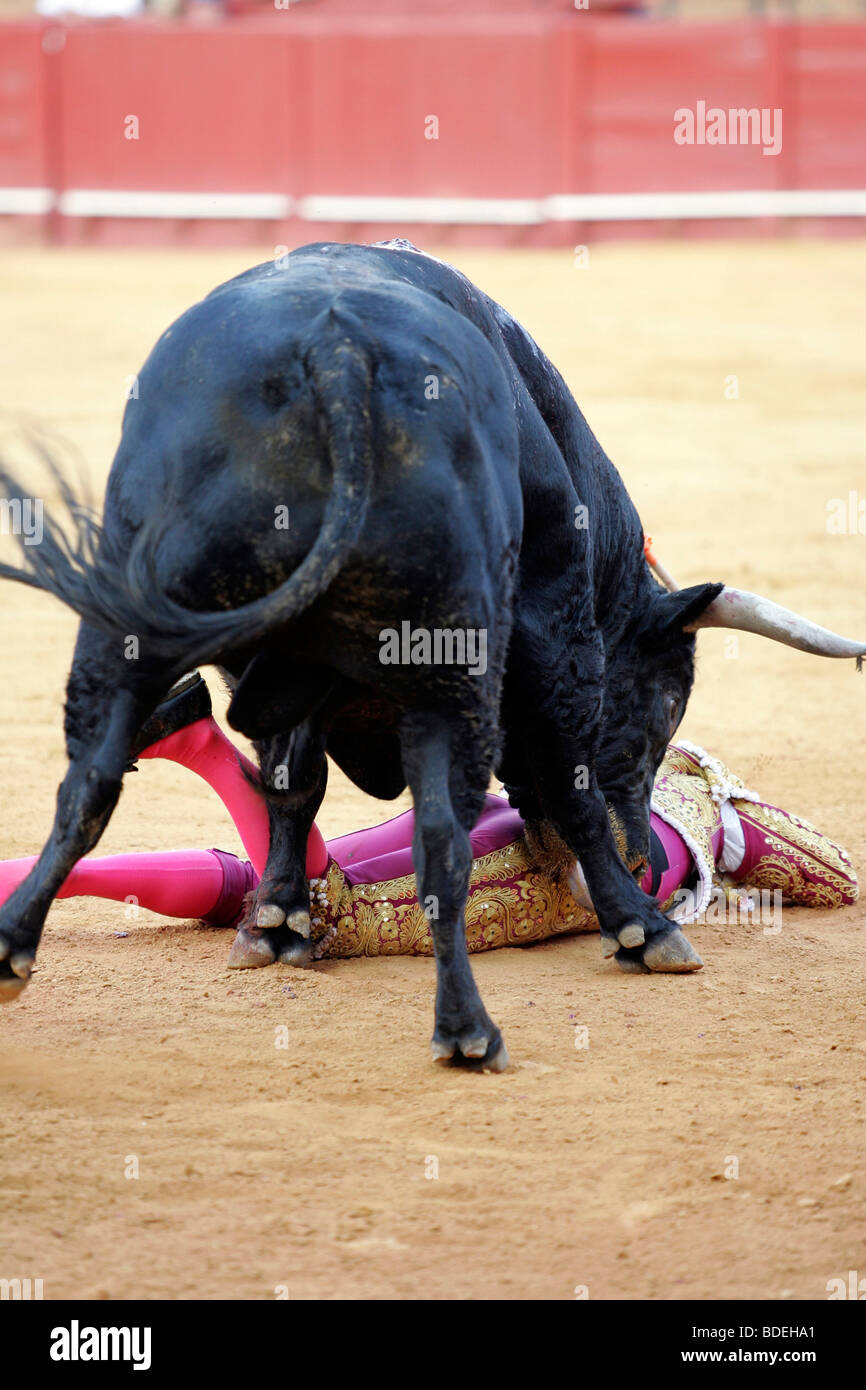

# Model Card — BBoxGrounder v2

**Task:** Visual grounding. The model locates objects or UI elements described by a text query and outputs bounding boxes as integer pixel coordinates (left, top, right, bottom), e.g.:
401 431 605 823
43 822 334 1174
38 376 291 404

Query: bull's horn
685 586 866 664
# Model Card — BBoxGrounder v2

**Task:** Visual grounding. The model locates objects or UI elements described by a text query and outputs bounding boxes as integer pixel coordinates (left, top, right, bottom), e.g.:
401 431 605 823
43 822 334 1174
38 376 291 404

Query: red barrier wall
59 24 296 194
0 23 50 196
0 15 864 244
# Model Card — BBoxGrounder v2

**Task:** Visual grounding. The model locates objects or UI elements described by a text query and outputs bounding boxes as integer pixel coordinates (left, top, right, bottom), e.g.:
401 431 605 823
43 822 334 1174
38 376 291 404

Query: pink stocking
330 793 518 886
0 847 255 926
137 717 328 877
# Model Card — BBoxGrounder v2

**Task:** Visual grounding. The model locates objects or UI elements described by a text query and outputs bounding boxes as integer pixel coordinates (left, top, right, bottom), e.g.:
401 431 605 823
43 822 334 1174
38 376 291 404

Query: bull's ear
639 582 725 647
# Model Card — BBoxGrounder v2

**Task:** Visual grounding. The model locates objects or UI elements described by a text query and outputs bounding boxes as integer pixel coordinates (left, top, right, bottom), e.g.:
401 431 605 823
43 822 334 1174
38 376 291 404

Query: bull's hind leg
224 654 335 969
226 721 328 969
399 710 508 1072
0 624 168 1001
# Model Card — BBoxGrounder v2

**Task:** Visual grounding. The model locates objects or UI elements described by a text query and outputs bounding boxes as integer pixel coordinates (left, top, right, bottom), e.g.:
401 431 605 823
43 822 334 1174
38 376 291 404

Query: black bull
0 240 724 1071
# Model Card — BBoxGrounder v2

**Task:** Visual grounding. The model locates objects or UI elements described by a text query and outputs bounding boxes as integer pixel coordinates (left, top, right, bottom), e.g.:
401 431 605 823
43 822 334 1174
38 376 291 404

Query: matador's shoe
126 671 213 770
661 741 858 912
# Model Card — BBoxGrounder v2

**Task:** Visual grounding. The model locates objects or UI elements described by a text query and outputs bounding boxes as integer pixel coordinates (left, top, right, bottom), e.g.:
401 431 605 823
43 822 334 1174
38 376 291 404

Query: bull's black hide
0 240 722 1068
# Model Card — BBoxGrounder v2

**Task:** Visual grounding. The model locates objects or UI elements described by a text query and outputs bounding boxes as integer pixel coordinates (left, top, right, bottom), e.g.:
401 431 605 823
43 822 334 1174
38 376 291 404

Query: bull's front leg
532 774 702 973
502 629 701 975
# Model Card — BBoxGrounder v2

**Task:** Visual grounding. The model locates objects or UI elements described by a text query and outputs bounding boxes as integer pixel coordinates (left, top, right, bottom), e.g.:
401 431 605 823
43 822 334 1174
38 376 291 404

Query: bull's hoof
601 923 648 955
276 936 312 967
642 928 703 973
0 956 32 1002
615 927 703 975
617 922 646 949
616 956 651 975
284 909 311 941
256 903 286 928
431 1024 509 1073
255 905 311 942
227 926 277 970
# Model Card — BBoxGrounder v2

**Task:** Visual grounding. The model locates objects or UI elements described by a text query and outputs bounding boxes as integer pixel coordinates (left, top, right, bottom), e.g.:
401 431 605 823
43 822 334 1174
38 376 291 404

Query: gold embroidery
313 839 595 958
307 745 858 958
734 804 858 908
657 745 857 912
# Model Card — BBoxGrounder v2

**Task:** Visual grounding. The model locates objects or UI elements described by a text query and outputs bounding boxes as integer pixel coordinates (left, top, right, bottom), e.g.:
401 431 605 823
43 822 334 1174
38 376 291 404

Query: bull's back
105 248 523 624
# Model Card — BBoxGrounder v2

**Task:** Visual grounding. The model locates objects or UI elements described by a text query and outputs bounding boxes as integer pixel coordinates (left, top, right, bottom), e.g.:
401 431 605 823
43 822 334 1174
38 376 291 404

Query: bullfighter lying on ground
0 672 856 964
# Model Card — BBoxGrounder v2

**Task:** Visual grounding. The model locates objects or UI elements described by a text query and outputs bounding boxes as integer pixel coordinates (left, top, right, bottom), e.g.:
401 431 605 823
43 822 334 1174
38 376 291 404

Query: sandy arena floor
0 242 864 1301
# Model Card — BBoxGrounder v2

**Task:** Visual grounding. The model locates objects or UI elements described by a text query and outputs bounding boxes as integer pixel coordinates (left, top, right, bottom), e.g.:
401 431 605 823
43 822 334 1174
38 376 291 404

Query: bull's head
597 580 866 881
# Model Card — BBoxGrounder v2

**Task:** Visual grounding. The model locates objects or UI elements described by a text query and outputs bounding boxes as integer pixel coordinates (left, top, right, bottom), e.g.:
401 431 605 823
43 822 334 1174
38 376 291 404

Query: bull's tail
0 307 372 675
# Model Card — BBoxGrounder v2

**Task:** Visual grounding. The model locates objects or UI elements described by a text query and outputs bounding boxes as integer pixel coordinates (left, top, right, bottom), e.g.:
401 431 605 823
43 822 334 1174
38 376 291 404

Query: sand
0 241 864 1300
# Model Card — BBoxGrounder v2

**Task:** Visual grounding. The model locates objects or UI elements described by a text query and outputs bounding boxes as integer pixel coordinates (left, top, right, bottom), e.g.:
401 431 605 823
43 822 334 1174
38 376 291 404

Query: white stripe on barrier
297 194 543 224
0 187 54 214
545 189 866 220
57 190 293 219
1 188 865 222
309 189 866 222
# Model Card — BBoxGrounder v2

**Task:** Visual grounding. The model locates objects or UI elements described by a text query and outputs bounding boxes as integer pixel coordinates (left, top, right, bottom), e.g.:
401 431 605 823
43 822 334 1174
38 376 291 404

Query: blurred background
0 0 864 248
